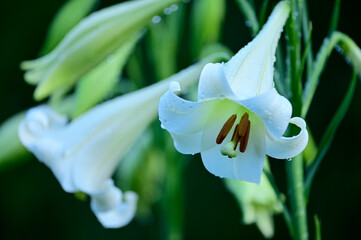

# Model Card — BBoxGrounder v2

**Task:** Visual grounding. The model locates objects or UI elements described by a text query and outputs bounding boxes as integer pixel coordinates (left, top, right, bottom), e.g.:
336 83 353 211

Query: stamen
239 120 251 153
237 112 249 137
216 114 237 144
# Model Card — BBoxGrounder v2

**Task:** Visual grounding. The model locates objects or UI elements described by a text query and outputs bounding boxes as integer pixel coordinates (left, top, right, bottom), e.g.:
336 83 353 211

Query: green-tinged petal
223 1 290 98
40 0 98 55
255 209 275 238
73 32 142 117
201 116 266 184
224 173 282 238
22 0 182 100
265 117 308 159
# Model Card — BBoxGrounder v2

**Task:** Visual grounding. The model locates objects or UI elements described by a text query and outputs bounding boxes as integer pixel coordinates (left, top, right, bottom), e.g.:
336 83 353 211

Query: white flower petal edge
91 180 138 228
265 117 309 159
223 1 290 99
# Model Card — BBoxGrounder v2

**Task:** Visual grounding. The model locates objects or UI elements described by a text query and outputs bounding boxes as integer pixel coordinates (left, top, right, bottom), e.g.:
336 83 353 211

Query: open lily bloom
18 60 206 228
158 1 308 184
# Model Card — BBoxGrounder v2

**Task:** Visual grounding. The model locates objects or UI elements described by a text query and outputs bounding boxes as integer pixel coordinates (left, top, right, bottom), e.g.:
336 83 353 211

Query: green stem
286 155 308 240
286 1 308 239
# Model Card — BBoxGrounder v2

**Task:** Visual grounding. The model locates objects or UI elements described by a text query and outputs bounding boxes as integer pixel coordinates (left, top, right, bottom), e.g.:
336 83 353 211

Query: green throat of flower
216 112 251 158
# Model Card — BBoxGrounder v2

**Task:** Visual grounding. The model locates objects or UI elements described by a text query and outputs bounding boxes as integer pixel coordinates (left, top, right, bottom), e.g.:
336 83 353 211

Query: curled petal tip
169 81 181 92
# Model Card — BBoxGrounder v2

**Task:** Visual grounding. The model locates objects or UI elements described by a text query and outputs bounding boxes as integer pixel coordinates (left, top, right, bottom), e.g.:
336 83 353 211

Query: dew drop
152 16 162 24
107 55 115 63
287 158 292 162
245 21 252 28
164 7 172 15
170 4 179 12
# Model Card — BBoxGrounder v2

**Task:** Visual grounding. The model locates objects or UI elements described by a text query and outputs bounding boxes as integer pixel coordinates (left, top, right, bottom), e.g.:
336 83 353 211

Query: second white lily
18 59 208 228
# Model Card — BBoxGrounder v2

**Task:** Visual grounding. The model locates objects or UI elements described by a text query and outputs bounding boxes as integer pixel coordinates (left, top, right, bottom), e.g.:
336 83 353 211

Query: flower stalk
285 1 308 240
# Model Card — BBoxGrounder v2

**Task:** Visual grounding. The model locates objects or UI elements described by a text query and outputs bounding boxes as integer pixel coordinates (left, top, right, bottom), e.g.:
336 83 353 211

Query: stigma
217 112 251 158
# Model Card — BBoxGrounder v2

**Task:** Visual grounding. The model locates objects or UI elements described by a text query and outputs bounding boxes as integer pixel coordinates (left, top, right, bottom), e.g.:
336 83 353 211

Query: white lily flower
18 60 206 228
158 1 308 184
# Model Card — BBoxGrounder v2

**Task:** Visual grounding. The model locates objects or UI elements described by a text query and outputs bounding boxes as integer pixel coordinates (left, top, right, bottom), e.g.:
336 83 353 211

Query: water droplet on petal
152 16 162 24
164 7 172 15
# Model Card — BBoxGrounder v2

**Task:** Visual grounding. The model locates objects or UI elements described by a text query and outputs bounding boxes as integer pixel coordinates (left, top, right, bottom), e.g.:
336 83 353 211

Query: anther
239 120 251 153
237 112 249 137
216 114 237 144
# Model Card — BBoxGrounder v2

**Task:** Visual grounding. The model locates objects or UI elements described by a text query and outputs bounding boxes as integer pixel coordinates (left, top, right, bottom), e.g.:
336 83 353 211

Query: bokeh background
0 0 360 239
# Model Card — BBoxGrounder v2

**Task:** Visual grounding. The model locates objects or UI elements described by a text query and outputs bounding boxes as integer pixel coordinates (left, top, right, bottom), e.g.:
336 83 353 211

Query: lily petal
223 1 290 99
238 88 292 139
265 117 309 159
91 182 138 228
201 116 266 184
197 63 236 101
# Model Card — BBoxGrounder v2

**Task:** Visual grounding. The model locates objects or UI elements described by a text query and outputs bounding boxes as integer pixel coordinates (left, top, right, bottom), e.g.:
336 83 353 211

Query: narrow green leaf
148 4 185 80
298 22 312 82
297 0 314 80
258 0 270 28
40 0 98 55
304 71 357 200
314 215 322 240
329 0 341 35
303 32 361 117
235 0 259 36
190 0 226 58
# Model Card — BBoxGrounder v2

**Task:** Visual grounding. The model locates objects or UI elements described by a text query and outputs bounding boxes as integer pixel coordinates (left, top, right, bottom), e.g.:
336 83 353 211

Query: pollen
216 114 237 144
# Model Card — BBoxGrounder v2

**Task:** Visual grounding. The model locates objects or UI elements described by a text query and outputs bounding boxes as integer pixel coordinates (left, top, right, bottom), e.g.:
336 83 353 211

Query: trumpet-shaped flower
18 60 207 228
158 1 308 184
21 0 181 100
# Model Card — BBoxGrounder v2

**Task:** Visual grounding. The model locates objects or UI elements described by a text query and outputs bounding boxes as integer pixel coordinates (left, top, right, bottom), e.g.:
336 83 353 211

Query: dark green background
0 0 360 239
